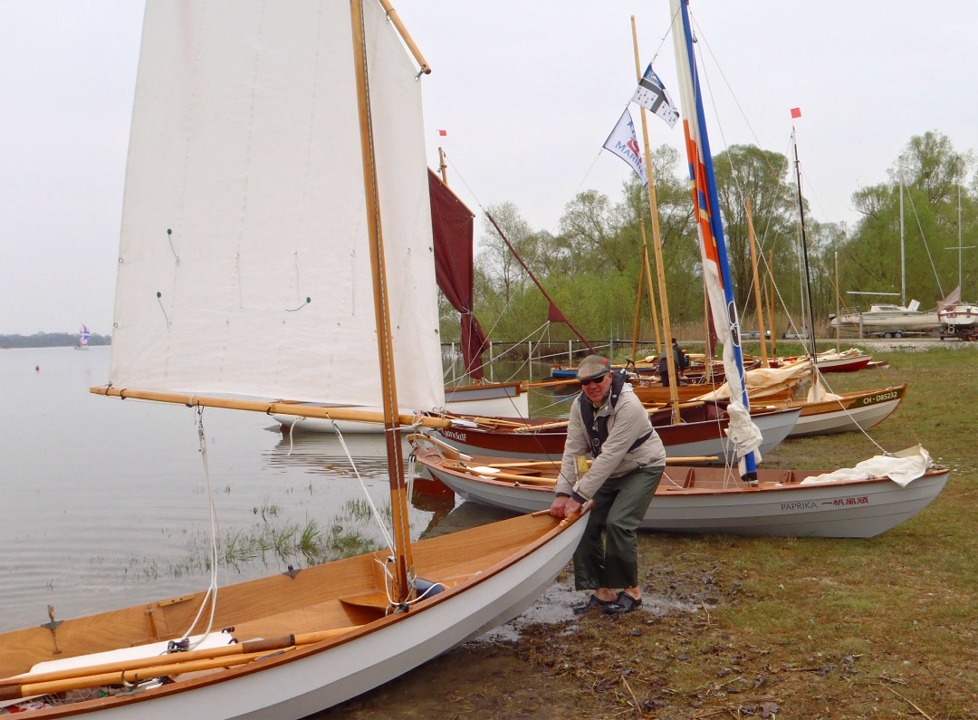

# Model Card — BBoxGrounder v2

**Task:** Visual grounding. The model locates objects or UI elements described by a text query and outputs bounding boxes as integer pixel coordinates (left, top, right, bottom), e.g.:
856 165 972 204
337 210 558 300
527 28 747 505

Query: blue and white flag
602 109 648 186
631 64 679 128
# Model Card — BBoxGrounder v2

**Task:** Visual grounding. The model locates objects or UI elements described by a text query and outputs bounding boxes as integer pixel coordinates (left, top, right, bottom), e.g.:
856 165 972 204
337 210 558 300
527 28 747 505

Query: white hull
666 407 800 462
2 514 585 718
444 382 529 418
275 383 529 434
939 303 978 331
789 396 902 437
422 458 948 539
830 303 941 336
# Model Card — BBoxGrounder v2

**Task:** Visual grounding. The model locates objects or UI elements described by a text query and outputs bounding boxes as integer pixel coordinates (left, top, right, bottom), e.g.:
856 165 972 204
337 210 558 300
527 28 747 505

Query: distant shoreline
0 332 110 349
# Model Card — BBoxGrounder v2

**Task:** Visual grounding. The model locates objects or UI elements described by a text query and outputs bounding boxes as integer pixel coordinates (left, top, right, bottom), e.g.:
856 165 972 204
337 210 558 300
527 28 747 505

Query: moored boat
434 399 800 463
410 436 949 539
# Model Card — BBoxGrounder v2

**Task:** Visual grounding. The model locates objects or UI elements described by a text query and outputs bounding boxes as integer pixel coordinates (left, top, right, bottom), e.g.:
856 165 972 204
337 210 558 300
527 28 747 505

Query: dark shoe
604 591 642 615
573 593 616 615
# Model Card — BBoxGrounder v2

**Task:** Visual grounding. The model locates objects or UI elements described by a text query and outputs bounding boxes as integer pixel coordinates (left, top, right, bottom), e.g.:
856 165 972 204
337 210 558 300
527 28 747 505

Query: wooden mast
438 146 448 185
834 251 841 351
791 128 820 368
767 250 778 357
630 16 680 423
630 220 663 362
745 197 770 367
350 0 413 603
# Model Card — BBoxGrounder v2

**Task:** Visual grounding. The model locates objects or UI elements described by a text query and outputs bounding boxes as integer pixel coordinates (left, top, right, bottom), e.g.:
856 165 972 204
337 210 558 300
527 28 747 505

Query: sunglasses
579 372 608 387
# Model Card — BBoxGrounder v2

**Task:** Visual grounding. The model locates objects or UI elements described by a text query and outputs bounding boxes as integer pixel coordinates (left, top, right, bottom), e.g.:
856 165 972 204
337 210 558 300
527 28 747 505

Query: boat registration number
858 390 899 406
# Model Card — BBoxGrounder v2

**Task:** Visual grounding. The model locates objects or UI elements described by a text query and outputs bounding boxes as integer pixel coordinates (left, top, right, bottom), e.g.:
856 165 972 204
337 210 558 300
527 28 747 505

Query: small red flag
438 129 447 136
790 107 802 119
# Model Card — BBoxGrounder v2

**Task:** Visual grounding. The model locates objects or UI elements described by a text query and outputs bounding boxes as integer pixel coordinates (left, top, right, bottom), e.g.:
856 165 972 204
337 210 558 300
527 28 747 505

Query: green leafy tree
711 145 798 321
845 132 975 308
556 189 629 273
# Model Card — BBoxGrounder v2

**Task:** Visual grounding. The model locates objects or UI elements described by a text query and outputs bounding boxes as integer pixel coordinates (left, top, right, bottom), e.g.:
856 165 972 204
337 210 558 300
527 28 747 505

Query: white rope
178 407 221 648
285 416 304 455
327 419 394 552
373 554 447 614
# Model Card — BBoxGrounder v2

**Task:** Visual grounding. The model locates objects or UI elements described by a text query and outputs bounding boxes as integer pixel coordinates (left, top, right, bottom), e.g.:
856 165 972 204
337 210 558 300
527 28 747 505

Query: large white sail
109 1 444 413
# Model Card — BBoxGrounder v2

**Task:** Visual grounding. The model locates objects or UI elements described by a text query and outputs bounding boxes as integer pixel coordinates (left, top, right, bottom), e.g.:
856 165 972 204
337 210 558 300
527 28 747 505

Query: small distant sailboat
75 325 91 350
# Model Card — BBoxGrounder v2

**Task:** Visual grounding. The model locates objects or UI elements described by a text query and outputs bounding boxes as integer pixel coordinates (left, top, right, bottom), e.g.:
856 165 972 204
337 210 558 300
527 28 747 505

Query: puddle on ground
479 580 709 643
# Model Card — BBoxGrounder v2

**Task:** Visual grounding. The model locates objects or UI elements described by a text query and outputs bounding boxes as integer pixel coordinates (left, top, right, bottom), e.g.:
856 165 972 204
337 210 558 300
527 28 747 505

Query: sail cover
109 1 445 413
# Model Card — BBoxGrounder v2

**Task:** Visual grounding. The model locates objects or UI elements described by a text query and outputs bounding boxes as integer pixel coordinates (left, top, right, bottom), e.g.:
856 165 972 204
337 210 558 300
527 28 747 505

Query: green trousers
573 465 664 591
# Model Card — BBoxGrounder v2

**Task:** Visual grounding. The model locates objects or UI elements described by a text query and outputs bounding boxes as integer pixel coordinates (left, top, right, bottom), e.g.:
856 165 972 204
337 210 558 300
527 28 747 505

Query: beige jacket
555 382 666 501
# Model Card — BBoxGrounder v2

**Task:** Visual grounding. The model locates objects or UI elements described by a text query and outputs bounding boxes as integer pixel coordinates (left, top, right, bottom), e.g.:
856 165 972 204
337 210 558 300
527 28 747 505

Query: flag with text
602 109 648 186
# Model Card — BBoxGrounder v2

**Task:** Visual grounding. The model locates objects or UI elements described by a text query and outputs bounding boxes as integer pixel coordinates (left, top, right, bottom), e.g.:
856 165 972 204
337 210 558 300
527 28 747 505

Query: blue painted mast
675 0 757 480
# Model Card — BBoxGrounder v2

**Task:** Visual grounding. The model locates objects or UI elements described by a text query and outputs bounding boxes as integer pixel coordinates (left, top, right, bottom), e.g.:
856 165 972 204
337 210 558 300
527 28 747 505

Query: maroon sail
429 170 489 380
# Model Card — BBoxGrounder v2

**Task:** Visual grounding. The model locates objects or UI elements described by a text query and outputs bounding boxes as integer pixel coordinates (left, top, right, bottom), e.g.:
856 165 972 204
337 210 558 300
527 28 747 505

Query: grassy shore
327 344 977 720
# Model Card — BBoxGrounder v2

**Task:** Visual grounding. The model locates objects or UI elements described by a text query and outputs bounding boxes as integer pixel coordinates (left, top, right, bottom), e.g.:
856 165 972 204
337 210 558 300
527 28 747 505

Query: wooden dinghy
433 401 800 463
0 512 585 718
410 435 949 539
17 2 590 717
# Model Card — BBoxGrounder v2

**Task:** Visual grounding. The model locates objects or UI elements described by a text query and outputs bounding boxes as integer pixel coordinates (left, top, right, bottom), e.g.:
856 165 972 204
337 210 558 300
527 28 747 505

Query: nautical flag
631 64 679 128
602 109 648 186
790 107 802 119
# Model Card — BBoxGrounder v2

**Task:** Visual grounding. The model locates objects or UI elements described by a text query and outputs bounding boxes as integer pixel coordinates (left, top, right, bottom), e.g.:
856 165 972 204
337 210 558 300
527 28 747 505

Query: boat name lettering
441 430 469 442
828 496 870 507
860 391 899 406
781 501 818 511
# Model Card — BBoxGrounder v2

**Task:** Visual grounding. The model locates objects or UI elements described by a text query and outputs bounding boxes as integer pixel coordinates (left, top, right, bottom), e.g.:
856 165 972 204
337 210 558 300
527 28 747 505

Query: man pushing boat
549 355 667 615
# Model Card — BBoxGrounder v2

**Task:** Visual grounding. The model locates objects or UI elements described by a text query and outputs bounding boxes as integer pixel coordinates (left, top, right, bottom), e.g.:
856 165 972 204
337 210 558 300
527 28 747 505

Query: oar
0 648 287 701
484 460 562 469
514 419 569 432
525 378 578 390
455 457 718 486
450 415 531 429
510 401 708 434
0 626 357 700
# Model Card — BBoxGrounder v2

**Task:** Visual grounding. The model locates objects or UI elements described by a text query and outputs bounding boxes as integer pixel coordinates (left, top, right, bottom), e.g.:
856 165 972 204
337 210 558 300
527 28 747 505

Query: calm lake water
0 346 572 635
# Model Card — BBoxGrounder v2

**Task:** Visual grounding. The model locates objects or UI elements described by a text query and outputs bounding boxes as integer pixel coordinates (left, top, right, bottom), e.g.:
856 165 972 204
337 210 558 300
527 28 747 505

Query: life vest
578 370 652 458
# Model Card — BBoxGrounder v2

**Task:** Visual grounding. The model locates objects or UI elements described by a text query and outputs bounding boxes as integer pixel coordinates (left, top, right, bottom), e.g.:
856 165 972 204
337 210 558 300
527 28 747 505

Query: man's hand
549 495 583 518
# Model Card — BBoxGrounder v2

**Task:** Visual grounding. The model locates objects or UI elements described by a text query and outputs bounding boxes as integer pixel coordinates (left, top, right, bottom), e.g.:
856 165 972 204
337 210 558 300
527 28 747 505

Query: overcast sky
3 1 975 335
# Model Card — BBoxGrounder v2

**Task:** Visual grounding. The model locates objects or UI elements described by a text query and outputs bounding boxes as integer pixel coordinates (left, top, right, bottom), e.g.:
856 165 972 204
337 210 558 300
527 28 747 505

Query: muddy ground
315 554 758 720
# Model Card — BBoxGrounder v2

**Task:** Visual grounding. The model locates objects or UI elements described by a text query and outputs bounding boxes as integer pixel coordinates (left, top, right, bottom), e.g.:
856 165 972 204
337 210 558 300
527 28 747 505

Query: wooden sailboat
665 0 943 506
411 435 949 538
413 0 949 538
0 2 586 716
431 14 801 465
433 400 801 464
